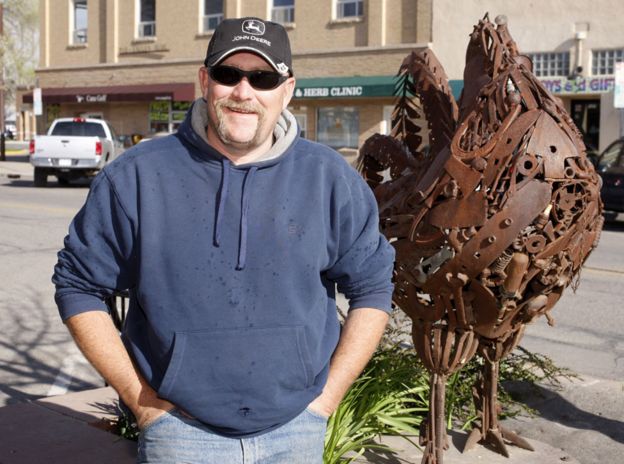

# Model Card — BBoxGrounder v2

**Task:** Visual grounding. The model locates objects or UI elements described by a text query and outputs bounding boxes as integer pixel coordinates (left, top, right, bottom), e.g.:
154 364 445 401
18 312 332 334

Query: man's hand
306 394 337 418
65 311 177 429
134 396 176 429
309 307 389 419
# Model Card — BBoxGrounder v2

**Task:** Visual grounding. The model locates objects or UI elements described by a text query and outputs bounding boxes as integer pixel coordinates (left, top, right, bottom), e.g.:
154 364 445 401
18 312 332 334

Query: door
571 99 600 154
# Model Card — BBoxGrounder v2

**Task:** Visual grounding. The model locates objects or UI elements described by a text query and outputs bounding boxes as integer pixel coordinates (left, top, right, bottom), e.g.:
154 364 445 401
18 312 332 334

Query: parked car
29 117 124 187
595 137 624 216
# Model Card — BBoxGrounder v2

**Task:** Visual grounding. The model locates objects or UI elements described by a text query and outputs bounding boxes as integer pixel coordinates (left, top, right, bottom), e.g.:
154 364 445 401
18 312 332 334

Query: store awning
293 75 463 100
22 83 195 104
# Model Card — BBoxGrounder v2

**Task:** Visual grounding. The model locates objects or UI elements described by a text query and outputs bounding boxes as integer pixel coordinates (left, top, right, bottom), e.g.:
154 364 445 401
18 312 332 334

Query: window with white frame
592 49 624 75
72 0 88 44
336 0 363 19
526 52 570 77
317 107 359 149
137 0 156 38
272 0 294 24
203 0 223 32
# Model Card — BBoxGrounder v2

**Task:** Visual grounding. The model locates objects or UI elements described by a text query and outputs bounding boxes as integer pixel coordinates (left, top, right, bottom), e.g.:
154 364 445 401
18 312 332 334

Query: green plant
114 410 139 441
323 345 428 464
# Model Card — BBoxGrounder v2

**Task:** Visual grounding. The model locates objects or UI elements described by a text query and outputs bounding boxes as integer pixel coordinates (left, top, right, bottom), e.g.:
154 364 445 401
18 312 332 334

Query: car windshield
51 121 106 137
597 141 624 171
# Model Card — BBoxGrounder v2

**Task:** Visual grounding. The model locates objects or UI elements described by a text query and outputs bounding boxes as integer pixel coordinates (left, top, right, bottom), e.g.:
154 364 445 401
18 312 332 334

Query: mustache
216 99 264 116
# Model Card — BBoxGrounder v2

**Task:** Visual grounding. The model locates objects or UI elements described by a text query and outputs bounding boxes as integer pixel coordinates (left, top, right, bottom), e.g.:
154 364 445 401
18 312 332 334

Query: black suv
596 138 624 217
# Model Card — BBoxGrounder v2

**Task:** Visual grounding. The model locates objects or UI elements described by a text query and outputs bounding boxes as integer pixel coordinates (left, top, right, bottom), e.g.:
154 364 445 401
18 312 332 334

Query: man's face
199 52 295 159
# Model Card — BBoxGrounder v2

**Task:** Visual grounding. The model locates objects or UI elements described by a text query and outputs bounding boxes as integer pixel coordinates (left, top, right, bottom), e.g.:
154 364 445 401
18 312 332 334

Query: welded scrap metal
358 12 603 464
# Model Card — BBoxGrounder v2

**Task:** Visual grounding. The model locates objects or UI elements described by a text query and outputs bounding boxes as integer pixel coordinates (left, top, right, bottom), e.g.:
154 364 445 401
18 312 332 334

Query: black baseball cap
204 17 293 76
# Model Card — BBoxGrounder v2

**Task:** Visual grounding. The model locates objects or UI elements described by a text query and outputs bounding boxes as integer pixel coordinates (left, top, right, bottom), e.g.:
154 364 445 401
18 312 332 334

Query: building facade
22 0 624 155
431 0 624 153
22 0 432 156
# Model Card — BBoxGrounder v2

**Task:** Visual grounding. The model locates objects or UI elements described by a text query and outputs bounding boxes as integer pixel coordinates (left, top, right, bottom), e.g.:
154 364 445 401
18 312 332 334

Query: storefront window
46 105 61 130
149 100 191 133
317 107 359 149
293 113 307 138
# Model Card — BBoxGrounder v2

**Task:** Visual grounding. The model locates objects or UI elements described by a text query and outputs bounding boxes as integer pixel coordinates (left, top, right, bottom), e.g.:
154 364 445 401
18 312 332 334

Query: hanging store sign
540 76 615 95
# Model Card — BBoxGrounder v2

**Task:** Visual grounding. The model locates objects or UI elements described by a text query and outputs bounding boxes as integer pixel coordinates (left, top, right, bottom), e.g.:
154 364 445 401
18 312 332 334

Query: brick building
20 0 432 153
20 0 624 154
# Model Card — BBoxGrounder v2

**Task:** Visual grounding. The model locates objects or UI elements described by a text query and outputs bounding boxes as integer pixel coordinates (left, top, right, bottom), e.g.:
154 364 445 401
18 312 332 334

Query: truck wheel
34 168 48 187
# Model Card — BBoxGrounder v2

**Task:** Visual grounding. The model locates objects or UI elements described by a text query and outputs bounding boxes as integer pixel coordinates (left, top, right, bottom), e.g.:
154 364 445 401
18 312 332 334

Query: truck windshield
51 122 106 138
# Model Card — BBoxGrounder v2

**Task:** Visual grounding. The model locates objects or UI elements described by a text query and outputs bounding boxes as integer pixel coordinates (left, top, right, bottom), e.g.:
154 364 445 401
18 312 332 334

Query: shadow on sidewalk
504 380 624 445
0 287 101 406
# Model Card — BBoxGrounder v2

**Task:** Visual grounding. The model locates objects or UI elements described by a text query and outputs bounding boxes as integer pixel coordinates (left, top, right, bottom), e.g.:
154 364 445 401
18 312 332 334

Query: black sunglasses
208 65 288 91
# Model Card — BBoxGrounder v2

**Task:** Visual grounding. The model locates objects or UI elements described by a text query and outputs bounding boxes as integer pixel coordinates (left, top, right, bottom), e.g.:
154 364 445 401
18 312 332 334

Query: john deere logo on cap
242 19 265 35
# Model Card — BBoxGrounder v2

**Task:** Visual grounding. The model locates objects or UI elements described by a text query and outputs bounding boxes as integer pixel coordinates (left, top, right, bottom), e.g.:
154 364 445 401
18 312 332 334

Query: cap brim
206 47 290 76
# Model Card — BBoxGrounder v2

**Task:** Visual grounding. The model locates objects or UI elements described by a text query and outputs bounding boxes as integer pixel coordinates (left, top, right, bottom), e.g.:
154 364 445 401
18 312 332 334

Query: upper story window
336 0 363 19
271 0 294 24
526 52 570 77
72 0 88 44
137 0 156 38
592 49 624 75
203 0 224 32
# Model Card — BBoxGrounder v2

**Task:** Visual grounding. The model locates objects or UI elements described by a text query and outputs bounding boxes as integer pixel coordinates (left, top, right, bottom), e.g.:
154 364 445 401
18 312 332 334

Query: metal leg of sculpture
420 373 449 464
464 357 534 456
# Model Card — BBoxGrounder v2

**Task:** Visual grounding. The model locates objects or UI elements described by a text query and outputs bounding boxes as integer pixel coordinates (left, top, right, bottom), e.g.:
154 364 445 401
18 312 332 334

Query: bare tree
1 0 38 117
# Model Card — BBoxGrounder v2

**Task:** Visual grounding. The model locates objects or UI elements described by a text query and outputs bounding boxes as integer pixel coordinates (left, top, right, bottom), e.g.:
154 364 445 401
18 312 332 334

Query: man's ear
198 67 210 96
282 77 296 110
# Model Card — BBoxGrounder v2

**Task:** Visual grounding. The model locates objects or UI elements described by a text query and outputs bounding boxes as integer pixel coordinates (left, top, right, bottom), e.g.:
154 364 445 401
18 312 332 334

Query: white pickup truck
29 117 125 187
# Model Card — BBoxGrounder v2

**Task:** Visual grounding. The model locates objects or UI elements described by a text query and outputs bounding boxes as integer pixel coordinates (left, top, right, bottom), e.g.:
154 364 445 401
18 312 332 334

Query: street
1 160 623 406
0 166 100 406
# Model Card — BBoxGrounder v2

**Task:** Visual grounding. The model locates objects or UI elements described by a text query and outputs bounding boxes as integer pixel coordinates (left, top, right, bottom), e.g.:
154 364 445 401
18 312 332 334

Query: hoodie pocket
157 326 313 425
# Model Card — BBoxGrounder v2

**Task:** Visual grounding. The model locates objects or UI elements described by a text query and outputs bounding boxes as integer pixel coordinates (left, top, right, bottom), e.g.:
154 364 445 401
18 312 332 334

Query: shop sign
614 63 624 108
294 86 365 98
540 76 615 95
75 94 107 103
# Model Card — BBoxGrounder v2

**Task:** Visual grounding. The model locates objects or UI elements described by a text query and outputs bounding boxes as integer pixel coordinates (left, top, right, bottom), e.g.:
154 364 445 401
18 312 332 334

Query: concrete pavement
3 376 622 463
0 159 31 179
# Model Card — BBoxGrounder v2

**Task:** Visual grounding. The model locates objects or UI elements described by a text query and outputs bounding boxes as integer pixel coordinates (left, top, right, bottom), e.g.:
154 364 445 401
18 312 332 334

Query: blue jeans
137 407 327 463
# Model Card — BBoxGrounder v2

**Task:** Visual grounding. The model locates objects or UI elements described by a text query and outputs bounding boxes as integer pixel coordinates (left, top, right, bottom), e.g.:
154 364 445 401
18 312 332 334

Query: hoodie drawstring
213 158 257 271
236 166 257 270
213 158 230 247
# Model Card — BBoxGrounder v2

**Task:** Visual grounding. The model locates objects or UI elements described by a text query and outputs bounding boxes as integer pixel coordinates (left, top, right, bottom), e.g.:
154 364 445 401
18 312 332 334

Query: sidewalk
4 376 621 463
0 159 32 179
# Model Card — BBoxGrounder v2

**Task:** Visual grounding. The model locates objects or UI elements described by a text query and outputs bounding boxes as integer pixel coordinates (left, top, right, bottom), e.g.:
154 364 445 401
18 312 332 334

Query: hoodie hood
188 97 299 165
178 98 300 270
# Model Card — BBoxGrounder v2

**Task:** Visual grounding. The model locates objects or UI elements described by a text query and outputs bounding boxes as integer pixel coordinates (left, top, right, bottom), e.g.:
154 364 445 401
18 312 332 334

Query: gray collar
191 98 298 164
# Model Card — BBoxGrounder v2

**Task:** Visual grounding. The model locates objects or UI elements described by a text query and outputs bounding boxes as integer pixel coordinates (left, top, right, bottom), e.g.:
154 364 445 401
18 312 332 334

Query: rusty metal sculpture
358 14 603 464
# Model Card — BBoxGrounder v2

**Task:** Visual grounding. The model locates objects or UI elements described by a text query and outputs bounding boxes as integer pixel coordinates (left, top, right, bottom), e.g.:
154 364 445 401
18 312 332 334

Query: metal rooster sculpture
358 14 603 464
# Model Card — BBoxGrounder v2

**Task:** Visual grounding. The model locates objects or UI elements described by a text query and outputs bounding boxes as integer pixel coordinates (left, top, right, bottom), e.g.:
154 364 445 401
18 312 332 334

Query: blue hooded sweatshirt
53 100 395 438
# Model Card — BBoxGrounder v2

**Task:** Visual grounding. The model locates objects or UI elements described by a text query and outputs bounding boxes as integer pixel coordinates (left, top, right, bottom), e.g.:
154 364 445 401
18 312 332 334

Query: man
53 17 394 463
